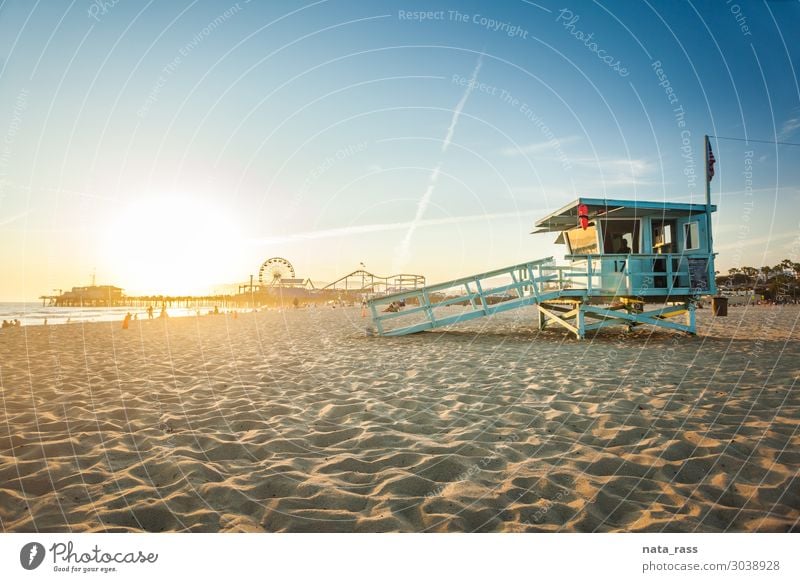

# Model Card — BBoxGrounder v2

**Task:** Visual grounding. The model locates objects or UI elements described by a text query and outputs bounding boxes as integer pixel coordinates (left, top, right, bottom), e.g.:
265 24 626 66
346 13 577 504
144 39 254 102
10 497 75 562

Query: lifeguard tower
367 198 716 338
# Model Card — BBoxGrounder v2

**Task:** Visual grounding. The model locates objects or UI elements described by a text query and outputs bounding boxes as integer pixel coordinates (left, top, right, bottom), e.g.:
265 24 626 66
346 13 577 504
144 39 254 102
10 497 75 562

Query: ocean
0 302 215 327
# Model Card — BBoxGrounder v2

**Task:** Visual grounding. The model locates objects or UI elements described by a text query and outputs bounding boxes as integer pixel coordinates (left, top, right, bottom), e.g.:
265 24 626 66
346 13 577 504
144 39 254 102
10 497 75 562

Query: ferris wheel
258 257 295 286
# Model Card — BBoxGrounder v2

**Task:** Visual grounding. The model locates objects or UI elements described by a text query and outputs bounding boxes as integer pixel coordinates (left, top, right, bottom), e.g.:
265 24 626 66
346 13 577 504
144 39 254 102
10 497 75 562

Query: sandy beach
0 304 797 532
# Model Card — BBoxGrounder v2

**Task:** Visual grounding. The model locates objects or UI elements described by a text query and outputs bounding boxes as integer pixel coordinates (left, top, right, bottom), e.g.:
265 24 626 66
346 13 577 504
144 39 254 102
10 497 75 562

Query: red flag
706 141 716 182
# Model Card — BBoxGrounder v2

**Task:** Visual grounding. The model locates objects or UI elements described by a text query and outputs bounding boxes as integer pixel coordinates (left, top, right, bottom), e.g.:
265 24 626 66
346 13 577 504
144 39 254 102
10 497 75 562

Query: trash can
712 296 728 317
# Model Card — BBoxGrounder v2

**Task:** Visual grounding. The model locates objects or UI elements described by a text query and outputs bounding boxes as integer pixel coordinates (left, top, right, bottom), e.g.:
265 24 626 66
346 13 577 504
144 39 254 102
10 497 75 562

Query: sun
101 195 242 296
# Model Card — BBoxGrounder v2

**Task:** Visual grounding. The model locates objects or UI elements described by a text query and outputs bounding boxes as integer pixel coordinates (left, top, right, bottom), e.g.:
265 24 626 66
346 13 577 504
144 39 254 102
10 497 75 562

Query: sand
0 303 797 532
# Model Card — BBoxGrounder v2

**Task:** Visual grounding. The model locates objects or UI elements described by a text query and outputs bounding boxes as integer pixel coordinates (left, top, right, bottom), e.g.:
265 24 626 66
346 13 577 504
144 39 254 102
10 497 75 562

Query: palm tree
728 267 739 276
742 266 757 278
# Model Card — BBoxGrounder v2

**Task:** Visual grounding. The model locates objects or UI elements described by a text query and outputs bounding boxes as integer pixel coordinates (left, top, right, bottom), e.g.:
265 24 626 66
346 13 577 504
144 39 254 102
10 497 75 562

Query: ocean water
0 302 216 327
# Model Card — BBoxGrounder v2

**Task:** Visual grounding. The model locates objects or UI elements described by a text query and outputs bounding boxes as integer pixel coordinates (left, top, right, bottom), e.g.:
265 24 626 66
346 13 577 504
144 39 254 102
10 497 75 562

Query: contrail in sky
442 56 483 154
0 210 30 227
249 208 541 246
392 54 484 272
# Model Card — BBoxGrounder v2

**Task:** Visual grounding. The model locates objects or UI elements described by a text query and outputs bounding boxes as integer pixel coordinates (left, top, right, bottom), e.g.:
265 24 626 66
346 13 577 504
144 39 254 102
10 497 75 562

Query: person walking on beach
159 305 168 319
122 312 132 329
147 305 154 319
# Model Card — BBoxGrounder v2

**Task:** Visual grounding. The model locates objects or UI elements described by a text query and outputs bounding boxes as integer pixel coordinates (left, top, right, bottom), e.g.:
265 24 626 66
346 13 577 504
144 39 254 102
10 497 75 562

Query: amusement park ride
258 257 311 289
238 257 426 296
321 270 425 295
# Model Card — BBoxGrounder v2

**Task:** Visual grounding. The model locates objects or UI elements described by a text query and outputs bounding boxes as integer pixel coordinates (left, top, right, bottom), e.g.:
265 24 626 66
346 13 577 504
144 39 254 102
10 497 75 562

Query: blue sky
1 0 799 298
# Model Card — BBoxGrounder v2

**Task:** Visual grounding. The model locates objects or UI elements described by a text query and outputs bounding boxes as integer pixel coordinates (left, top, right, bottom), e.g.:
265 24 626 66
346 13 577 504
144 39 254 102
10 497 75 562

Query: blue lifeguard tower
367 197 716 338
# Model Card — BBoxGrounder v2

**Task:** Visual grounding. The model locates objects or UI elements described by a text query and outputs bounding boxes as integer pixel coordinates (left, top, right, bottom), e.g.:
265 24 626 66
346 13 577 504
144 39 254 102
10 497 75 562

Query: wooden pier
39 286 372 310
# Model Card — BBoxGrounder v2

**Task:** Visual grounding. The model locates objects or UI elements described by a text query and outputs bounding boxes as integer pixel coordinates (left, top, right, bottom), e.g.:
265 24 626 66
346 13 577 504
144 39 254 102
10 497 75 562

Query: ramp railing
367 257 565 336
564 252 716 297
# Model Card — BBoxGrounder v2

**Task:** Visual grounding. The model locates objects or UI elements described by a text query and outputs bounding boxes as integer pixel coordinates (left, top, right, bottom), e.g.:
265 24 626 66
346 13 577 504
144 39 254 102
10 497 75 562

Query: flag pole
704 134 715 294
704 134 712 245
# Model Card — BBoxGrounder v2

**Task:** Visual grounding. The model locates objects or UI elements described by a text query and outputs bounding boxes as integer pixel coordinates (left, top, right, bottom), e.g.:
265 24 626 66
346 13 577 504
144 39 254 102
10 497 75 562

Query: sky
1 0 799 299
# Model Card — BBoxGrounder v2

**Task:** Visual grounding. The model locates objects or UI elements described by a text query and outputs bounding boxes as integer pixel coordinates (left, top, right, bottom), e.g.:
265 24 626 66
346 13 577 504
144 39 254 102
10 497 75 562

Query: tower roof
532 197 716 233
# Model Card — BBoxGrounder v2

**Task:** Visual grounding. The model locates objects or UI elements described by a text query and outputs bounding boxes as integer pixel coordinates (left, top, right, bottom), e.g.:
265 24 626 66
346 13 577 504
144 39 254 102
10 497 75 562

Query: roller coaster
321 270 425 294
241 257 424 296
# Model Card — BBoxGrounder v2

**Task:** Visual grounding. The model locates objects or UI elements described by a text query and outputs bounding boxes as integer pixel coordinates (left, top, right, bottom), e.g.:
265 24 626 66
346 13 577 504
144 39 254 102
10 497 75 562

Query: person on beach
159 305 168 318
1 320 8 328
122 312 132 329
383 301 402 313
147 305 154 319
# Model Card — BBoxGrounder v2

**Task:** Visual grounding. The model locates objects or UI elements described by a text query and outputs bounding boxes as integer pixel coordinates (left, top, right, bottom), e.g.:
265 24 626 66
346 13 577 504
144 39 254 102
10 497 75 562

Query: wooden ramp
367 257 698 338
368 257 567 336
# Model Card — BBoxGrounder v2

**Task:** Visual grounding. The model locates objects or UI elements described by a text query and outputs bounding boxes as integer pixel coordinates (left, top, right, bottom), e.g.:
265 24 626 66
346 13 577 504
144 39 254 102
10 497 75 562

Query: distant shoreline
0 302 252 328
0 302 358 328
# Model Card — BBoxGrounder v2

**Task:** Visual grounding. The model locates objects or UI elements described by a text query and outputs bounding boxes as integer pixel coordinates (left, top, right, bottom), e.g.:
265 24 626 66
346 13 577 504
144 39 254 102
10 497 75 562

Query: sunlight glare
103 195 242 296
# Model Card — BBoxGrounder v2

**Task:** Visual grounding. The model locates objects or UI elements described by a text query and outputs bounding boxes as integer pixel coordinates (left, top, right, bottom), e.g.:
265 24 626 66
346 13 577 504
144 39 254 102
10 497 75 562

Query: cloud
570 156 652 174
715 231 799 252
779 116 800 139
499 135 581 157
565 156 655 186
500 139 653 186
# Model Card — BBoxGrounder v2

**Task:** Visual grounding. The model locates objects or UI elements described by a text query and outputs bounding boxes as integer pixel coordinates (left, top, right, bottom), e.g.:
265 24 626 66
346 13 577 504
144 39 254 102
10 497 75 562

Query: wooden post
474 278 487 313
586 260 593 294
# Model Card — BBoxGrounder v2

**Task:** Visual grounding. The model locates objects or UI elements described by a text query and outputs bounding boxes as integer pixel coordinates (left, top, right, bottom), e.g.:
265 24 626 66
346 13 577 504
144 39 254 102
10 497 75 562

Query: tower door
651 219 677 289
